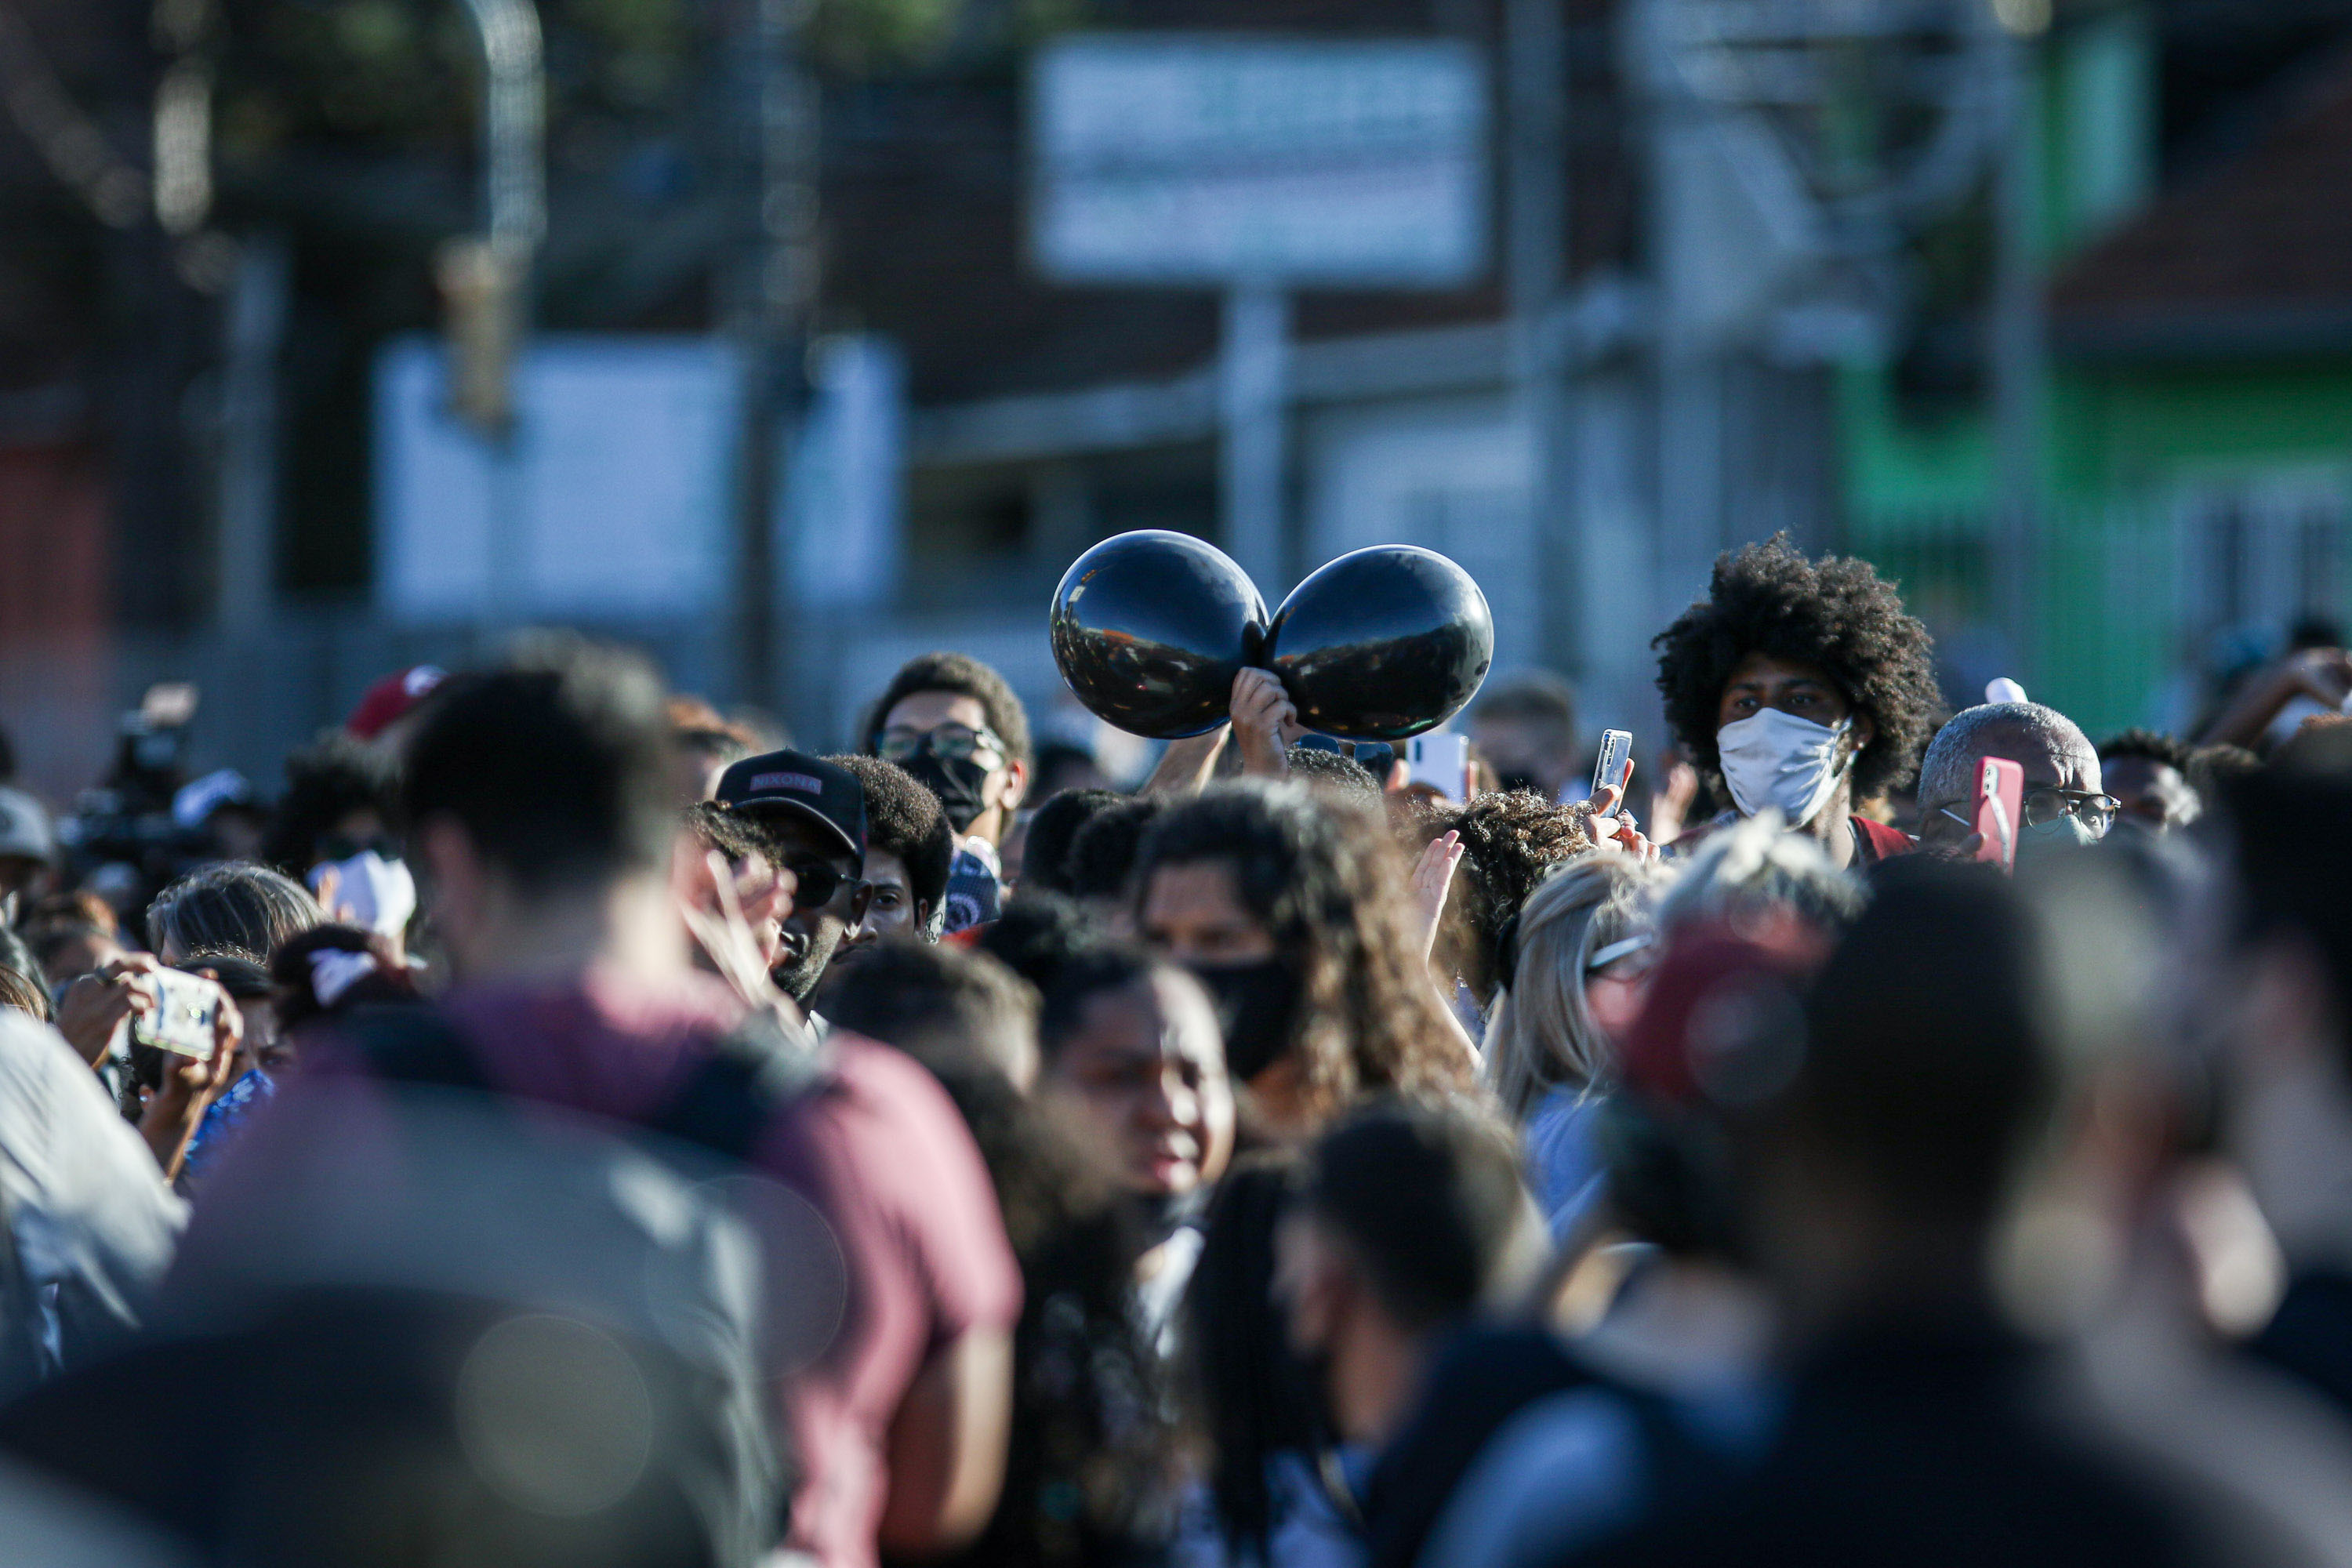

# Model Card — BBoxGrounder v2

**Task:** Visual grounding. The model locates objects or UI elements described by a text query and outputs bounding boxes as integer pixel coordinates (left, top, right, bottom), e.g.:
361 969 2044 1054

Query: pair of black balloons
1049 531 1495 742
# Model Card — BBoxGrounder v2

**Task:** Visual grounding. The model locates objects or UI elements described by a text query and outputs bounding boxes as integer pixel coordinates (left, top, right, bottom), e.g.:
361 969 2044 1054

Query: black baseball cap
715 750 867 862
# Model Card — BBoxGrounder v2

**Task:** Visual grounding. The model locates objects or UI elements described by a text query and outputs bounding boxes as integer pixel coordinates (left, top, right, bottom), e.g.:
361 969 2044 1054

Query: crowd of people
4 535 2352 1566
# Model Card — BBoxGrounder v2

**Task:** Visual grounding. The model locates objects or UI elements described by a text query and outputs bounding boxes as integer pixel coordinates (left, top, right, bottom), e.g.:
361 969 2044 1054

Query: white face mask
308 849 417 941
1716 710 1853 828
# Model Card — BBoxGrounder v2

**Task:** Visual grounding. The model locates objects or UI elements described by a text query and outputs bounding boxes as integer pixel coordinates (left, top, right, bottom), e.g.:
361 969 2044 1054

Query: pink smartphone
1974 757 2025 870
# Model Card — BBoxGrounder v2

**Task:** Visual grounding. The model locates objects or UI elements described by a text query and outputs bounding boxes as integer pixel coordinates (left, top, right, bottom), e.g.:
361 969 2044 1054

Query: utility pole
1506 0 1571 671
1219 279 1289 597
1989 7 2047 684
731 0 819 710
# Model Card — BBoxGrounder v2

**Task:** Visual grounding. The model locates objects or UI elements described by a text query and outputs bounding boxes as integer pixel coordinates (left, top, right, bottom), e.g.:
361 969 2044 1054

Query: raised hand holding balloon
1261 545 1493 741
1050 533 1492 742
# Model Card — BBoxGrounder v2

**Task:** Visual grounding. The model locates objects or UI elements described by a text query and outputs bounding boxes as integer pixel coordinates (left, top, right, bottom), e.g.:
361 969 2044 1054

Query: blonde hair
1482 854 1667 1120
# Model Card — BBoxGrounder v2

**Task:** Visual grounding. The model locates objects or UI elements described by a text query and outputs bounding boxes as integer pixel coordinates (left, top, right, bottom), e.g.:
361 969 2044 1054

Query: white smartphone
1592 729 1634 798
132 971 222 1060
1407 733 1472 801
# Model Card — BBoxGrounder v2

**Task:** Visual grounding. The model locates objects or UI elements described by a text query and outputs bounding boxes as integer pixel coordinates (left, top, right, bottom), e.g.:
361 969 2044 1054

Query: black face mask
1187 957 1301 1084
902 752 992 834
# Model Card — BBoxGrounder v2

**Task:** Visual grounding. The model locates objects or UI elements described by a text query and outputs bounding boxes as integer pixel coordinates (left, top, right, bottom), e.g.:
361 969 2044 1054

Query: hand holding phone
1591 730 1634 800
1974 757 2025 871
131 971 225 1061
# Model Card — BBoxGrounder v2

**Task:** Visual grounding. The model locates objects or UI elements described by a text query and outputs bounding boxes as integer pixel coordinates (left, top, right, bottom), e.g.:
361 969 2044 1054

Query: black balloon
1264 546 1494 742
1050 530 1270 739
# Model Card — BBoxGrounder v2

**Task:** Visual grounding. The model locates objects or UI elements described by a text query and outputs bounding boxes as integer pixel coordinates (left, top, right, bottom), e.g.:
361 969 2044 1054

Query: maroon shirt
178 967 1020 1568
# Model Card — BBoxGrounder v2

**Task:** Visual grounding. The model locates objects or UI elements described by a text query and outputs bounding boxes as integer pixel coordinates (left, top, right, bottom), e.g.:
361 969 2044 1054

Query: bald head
1917 703 2100 851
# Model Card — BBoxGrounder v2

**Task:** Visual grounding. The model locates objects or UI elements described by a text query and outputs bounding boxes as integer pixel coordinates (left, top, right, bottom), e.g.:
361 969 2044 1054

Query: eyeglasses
1939 787 2122 838
877 723 1006 767
783 859 853 909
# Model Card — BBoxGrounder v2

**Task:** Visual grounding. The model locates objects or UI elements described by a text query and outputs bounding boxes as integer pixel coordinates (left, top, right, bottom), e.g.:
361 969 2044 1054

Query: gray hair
1917 702 2094 811
147 861 324 966
1483 853 1668 1119
1657 810 1866 936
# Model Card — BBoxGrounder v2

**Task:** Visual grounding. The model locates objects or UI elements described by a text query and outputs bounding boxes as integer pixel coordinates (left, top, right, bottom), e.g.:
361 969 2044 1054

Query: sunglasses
314 833 401 862
877 723 1007 766
782 858 853 910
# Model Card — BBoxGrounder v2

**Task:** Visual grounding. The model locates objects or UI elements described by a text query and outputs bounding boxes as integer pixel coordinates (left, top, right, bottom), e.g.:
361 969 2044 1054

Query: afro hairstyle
1020 788 1123 898
828 754 956 938
860 651 1033 768
261 731 401 877
1065 797 1168 902
1653 535 1940 803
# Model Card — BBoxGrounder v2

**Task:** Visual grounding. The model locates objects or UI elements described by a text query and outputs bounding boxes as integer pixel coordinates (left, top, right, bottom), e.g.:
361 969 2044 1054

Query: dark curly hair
1131 782 1470 1122
1443 789 1596 998
829 755 956 939
1065 797 1167 903
261 731 401 877
2097 728 2190 771
861 651 1033 768
1020 789 1123 898
1653 535 1940 803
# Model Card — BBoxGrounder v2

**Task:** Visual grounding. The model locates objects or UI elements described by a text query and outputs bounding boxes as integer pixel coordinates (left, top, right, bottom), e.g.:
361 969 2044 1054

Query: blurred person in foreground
1914 702 2118 862
3 638 1022 1568
822 938 1187 1568
0 1010 186 1400
1565 861 2352 1568
1131 782 1471 1132
1177 1102 1544 1568
864 652 1033 931
829 753 955 946
2222 724 2352 1422
1654 536 1940 866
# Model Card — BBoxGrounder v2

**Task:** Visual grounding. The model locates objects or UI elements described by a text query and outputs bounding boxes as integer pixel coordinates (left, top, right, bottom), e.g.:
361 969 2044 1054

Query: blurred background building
0 0 2347 793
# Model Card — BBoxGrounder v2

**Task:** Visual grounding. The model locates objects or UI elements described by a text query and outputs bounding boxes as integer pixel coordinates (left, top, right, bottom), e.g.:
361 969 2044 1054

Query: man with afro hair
1653 535 1940 868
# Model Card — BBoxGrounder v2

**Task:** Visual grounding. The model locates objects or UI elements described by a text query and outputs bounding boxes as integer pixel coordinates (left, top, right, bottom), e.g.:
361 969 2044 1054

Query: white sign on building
376 335 739 622
1031 36 1488 287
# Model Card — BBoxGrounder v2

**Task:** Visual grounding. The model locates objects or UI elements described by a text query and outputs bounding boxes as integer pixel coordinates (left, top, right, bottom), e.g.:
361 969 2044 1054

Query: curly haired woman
1653 535 1942 868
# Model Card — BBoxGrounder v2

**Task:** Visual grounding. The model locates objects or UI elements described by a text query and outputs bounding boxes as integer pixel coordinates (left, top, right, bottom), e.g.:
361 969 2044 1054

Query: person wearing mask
27 641 1021 1568
1653 536 1940 867
1193 1102 1540 1568
715 749 873 1014
1281 1100 1545 1446
829 755 955 945
1483 856 1668 1240
1468 672 1583 802
2098 728 2202 833
1913 702 2118 861
1131 782 1472 1131
864 652 1033 932
1036 942 1234 1346
259 733 415 953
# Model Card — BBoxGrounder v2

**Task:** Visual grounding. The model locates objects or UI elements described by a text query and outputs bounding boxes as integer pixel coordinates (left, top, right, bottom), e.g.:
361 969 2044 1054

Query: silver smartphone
132 971 222 1060
1592 729 1634 798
